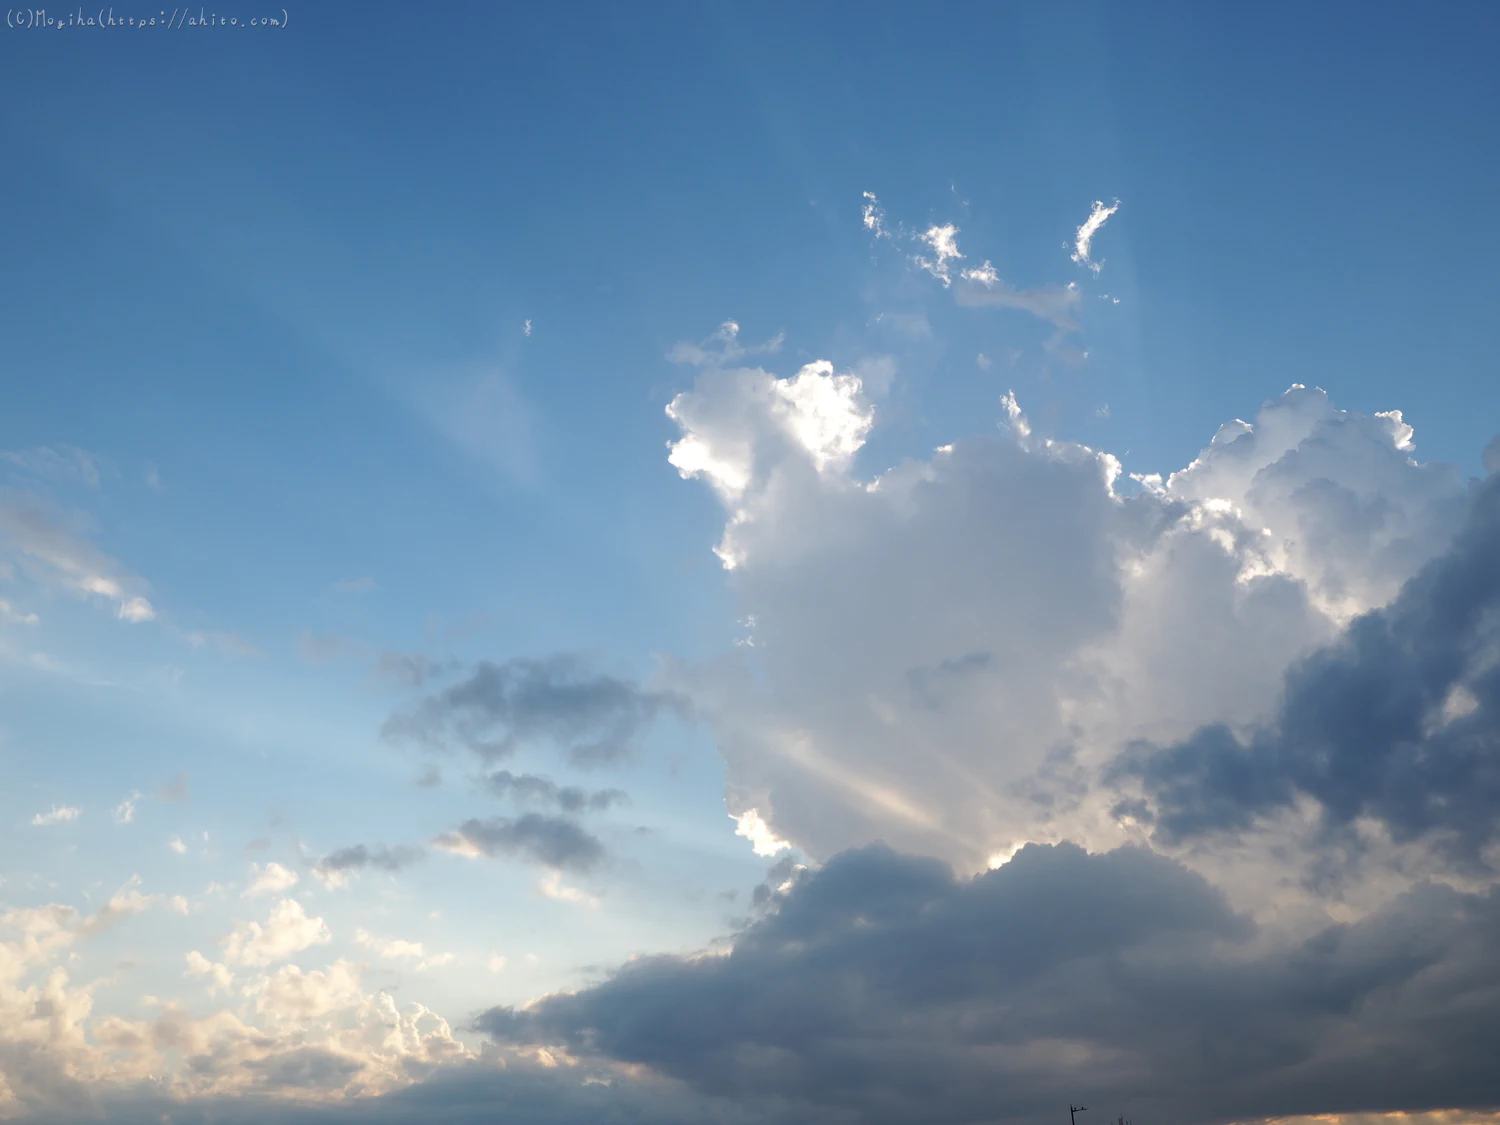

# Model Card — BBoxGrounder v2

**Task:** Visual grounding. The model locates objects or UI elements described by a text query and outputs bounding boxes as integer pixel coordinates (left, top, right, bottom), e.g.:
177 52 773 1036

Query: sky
2 2 1500 1123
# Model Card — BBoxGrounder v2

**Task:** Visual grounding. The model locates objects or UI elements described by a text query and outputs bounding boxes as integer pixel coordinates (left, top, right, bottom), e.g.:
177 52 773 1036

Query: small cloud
0 504 154 622
731 808 791 857
331 576 376 595
117 596 156 624
355 929 456 971
523 319 533 338
913 224 964 287
432 813 605 873
489 953 508 974
1071 198 1120 274
309 844 426 889
168 836 188 855
112 792 142 825
861 191 890 238
31 805 80 827
0 599 39 625
538 871 599 907
668 320 785 368
976 353 993 371
243 862 299 898
0 445 102 488
145 464 162 491
955 273 1081 332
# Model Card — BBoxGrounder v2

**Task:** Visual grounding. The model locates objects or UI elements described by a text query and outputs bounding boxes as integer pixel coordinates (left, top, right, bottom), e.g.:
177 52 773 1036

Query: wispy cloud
954 270 1082 331
1 445 102 488
0 503 156 624
0 599 39 625
1071 198 1120 274
860 191 1086 332
668 320 785 368
31 805 80 827
912 224 964 287
112 791 142 824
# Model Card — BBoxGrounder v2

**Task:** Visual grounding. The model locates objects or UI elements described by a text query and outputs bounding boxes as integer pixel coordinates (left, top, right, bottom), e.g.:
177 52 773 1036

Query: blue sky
3 3 1500 1123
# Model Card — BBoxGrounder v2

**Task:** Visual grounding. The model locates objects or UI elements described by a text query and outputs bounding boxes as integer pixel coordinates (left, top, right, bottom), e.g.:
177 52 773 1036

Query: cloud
223 899 332 968
433 814 605 873
0 445 101 488
116 596 156 623
730 809 790 858
1071 198 1120 273
310 845 426 888
332 576 376 595
1114 470 1500 866
912 223 964 286
523 318 533 338
483 770 627 813
373 651 455 689
111 792 142 825
243 862 300 898
0 502 156 623
859 192 1087 332
0 598 39 625
168 836 188 854
353 930 454 972
383 655 687 768
664 359 1474 893
954 269 1082 330
481 841 1500 1125
860 190 889 238
30 805 80 827
664 358 875 561
667 321 785 369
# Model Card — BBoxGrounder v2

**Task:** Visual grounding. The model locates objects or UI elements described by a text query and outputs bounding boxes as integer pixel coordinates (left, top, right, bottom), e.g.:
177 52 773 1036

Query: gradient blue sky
3 3 1500 1122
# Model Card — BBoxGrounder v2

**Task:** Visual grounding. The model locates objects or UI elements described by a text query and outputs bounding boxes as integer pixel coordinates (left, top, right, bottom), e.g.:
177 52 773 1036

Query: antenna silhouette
1071 1106 1088 1125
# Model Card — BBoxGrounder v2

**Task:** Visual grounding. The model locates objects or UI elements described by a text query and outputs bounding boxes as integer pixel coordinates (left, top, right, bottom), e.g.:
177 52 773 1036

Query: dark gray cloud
483 770 628 813
314 844 426 874
383 655 688 767
477 841 1500 1125
1113 474 1500 865
437 814 605 873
